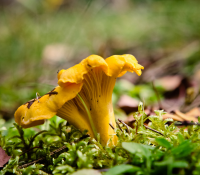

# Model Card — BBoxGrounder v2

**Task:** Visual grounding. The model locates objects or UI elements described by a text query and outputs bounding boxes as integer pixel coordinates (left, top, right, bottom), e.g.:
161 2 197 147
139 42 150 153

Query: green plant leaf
122 142 153 158
155 137 171 149
104 164 141 175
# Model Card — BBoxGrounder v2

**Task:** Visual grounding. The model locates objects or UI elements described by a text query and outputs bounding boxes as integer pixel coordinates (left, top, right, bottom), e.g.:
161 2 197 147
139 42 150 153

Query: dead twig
109 123 115 130
118 119 130 134
19 146 41 157
143 124 164 136
18 134 90 169
116 121 123 132
174 121 200 126
18 157 45 169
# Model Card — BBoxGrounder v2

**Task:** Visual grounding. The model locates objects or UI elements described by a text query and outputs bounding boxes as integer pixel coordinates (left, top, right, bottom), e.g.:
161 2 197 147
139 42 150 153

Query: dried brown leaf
0 147 11 167
155 75 182 91
117 95 139 114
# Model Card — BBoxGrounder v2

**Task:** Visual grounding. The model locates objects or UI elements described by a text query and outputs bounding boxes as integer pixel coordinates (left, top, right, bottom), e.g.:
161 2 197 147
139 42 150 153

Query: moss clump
1 104 200 175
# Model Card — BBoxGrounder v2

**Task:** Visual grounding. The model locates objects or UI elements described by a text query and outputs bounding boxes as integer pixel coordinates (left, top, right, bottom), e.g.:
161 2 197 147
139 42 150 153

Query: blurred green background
0 0 200 122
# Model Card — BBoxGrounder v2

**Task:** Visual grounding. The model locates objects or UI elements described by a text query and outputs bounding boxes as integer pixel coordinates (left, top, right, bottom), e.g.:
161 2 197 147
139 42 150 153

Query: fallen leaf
175 110 198 122
0 147 11 167
117 95 139 114
186 107 200 117
155 75 182 91
162 110 198 122
162 113 184 121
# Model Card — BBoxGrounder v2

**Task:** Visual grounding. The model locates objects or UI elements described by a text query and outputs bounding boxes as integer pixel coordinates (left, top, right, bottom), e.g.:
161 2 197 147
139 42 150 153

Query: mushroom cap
14 84 82 128
58 54 144 87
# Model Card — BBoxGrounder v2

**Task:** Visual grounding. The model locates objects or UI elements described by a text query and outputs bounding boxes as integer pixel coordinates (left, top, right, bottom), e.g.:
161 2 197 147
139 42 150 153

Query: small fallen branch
118 119 130 134
143 124 164 136
116 121 123 132
18 134 90 169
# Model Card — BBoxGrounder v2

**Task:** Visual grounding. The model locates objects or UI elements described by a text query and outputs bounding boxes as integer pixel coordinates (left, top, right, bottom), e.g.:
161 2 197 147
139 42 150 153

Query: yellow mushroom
14 54 144 146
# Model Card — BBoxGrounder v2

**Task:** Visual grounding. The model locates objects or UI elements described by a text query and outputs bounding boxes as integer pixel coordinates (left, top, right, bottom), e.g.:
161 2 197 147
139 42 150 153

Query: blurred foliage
1 0 200 120
113 79 164 105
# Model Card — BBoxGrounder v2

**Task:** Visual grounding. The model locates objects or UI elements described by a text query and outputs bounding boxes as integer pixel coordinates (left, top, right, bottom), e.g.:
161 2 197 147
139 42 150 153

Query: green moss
1 104 200 174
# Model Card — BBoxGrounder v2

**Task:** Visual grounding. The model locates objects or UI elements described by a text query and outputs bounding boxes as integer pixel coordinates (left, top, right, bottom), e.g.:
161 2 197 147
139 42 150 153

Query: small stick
143 124 164 136
116 121 123 132
18 157 44 169
118 119 130 134
19 146 41 157
109 123 115 130
49 145 67 156
18 134 89 169
175 121 200 126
